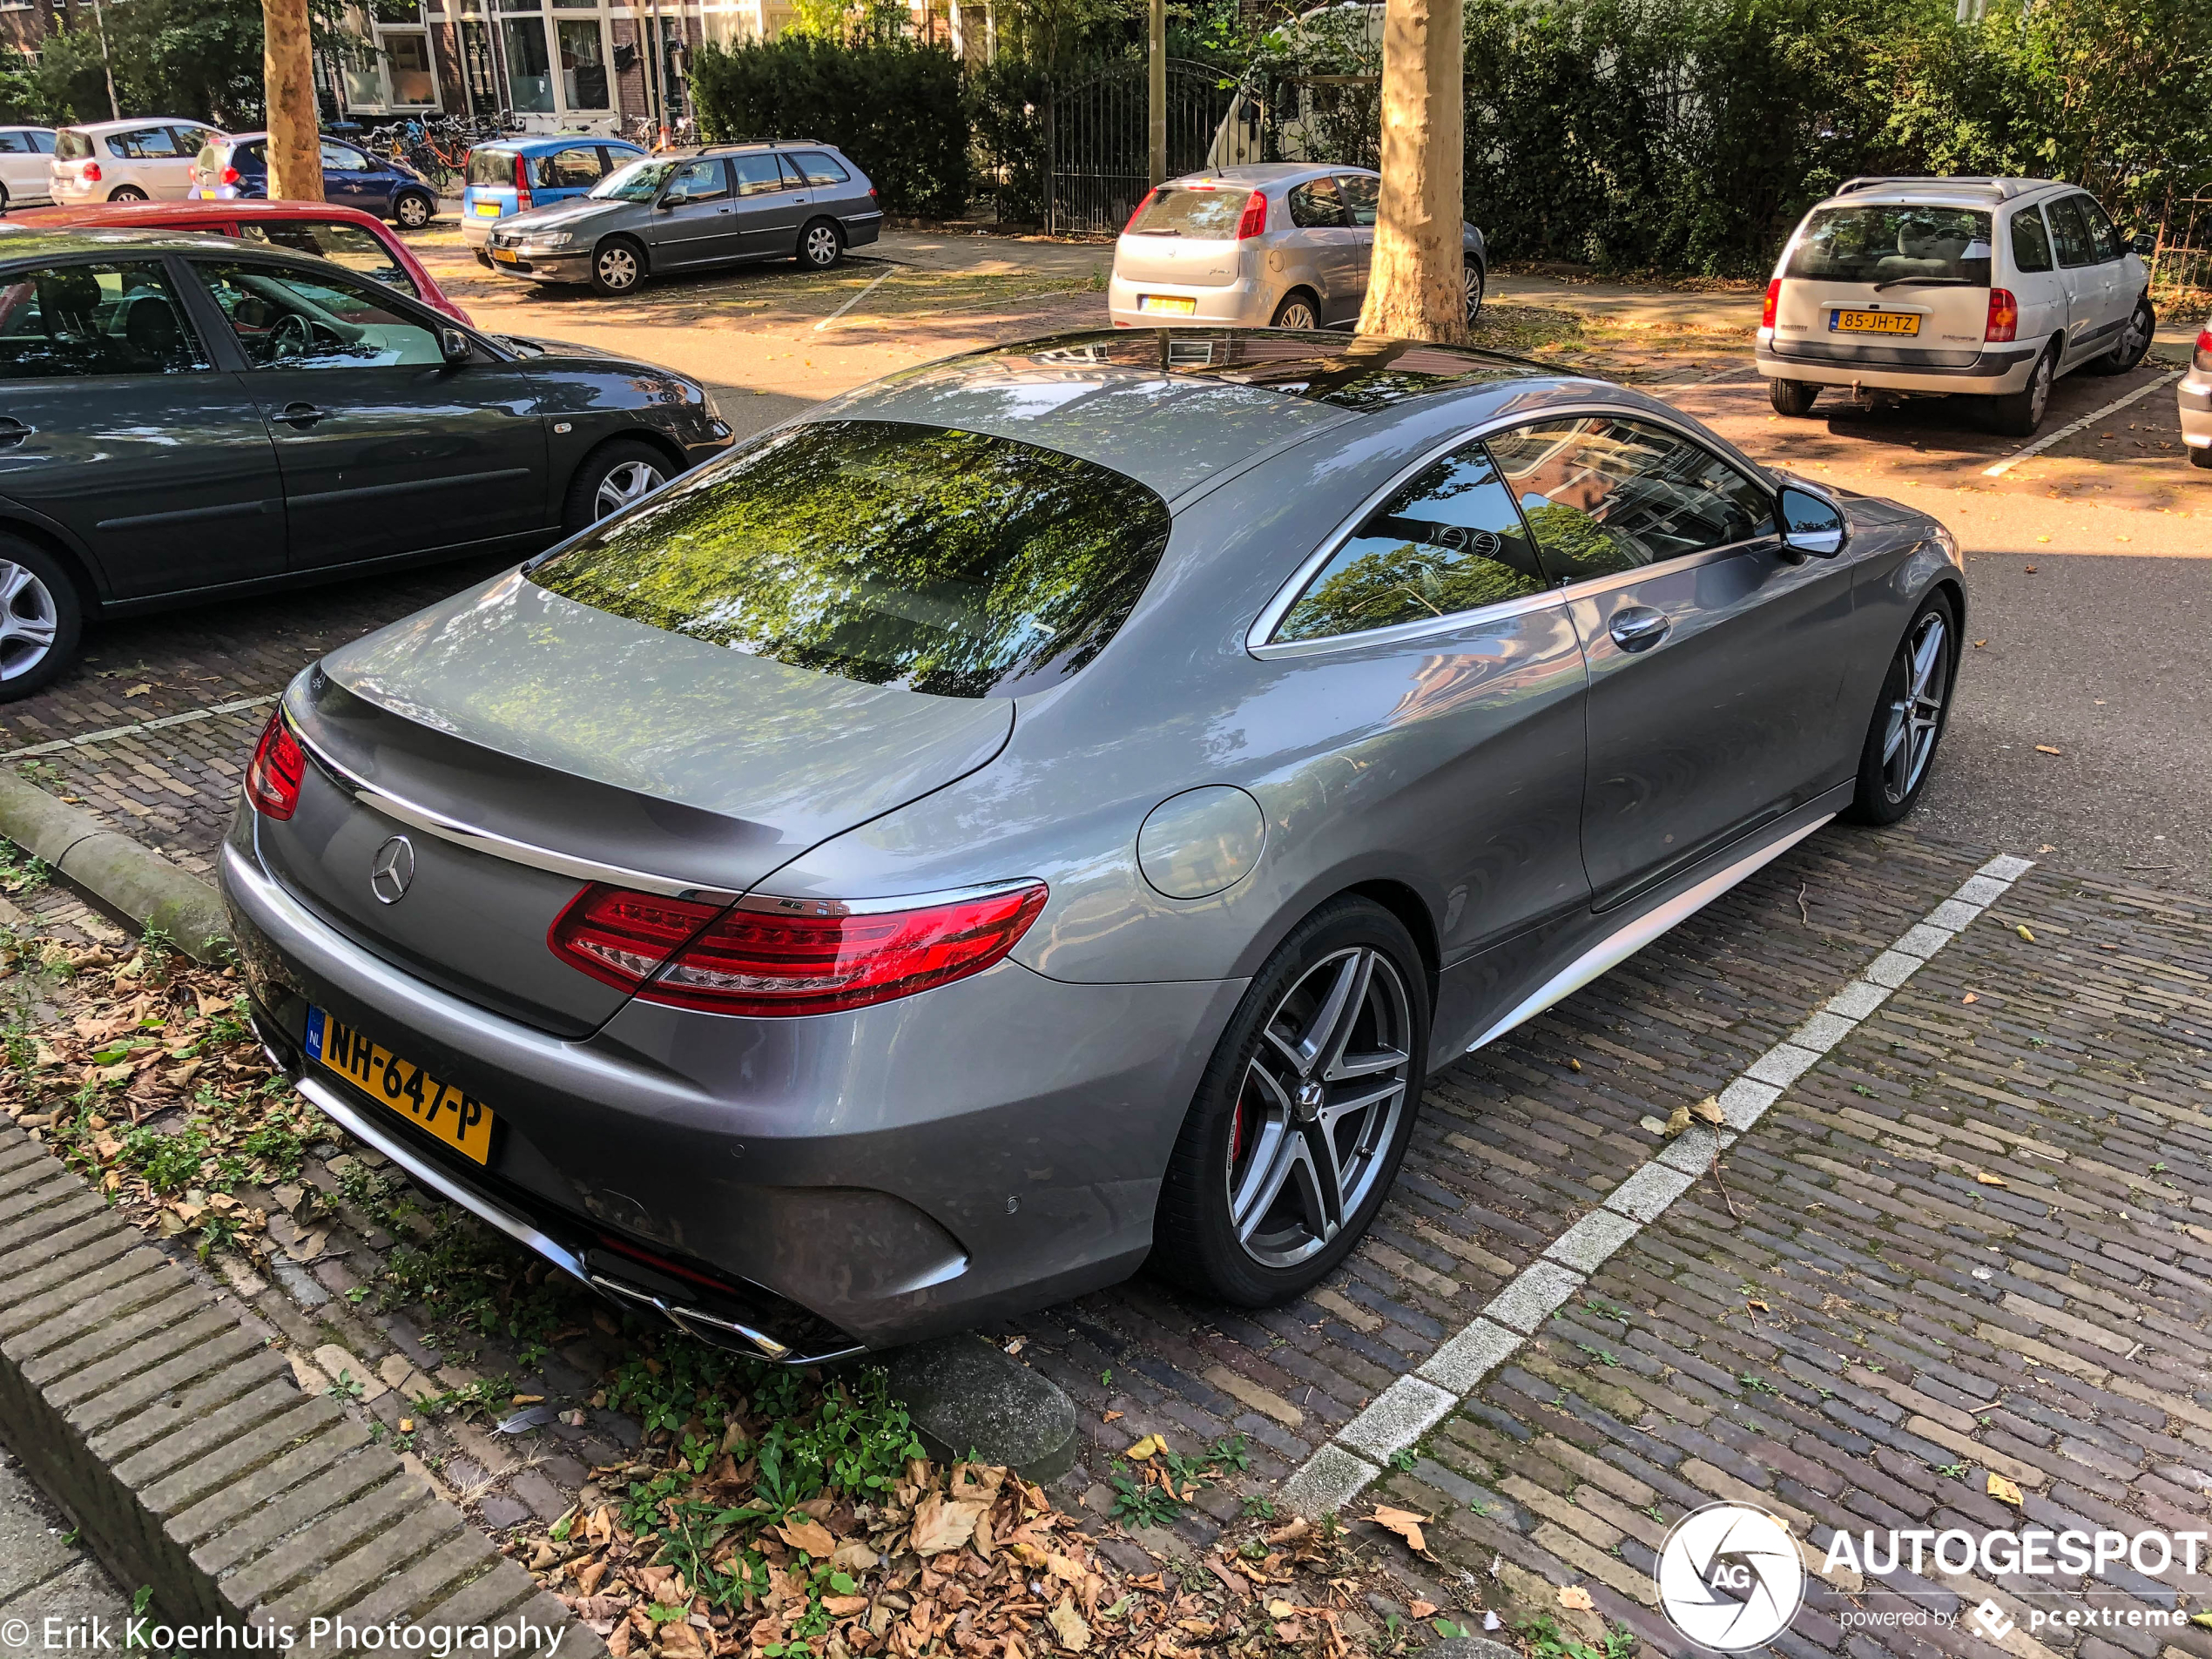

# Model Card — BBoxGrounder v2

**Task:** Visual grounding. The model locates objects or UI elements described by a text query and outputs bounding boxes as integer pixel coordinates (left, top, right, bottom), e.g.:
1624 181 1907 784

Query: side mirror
2131 231 2157 258
655 194 680 211
1778 483 1847 558
439 326 472 366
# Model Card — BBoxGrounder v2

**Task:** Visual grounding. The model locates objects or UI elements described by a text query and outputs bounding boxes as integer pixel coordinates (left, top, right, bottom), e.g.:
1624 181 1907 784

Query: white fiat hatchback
1757 176 2155 435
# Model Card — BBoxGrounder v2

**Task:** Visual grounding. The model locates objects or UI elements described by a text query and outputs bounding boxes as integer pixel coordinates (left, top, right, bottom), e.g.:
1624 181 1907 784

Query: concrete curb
0 1122 602 1655
0 771 229 962
885 1333 1081 1483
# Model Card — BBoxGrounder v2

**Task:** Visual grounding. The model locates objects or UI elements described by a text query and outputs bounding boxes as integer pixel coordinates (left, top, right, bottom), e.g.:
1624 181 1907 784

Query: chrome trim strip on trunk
287 711 744 903
1466 811 1836 1053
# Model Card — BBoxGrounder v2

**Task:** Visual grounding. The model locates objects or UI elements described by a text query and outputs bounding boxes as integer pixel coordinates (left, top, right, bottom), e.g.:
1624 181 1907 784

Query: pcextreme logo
1655 1502 1807 1652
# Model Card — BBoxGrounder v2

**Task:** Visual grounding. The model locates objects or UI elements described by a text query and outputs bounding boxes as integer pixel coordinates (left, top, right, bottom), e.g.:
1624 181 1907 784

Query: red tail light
2195 326 2210 373
1762 277 1781 330
246 711 305 819
1124 188 1157 232
1236 189 1268 239
513 152 532 212
221 165 239 185
1985 287 2019 343
549 882 1049 1017
83 162 101 184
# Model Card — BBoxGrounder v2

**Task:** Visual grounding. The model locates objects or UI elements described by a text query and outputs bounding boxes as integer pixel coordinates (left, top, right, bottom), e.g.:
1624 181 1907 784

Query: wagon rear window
529 420 1172 698
1784 206 1993 287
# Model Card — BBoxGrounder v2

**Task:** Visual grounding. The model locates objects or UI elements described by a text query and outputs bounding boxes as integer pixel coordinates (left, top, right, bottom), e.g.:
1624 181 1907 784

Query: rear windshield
529 420 1171 698
466 146 516 186
1784 205 1993 287
1126 184 1251 240
53 129 91 162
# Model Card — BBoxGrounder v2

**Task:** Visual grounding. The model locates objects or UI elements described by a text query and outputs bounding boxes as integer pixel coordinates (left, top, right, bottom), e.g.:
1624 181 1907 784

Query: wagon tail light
1236 189 1268 239
82 162 101 183
1123 188 1156 232
513 152 532 212
1761 277 1781 330
548 881 1049 1017
1985 287 2019 343
2195 326 2211 373
245 710 305 819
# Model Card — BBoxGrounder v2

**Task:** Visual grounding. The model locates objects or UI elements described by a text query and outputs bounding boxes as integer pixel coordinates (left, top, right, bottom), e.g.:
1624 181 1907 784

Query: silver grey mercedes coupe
220 329 1963 1363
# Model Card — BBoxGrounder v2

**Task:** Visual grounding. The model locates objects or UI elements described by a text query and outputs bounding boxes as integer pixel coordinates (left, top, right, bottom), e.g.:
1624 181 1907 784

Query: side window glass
2009 208 2053 273
664 158 727 204
1273 442 1546 643
1337 174 1379 228
1286 178 1345 229
2046 197 2094 269
0 261 210 379
546 146 601 189
0 133 24 155
319 141 365 174
2077 196 2121 261
732 154 786 197
192 260 442 370
789 151 849 185
1487 415 1776 581
31 132 54 154
777 154 808 187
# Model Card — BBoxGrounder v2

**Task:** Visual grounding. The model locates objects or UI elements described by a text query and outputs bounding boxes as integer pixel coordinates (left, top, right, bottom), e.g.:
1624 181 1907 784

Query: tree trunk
262 0 324 202
1356 0 1465 344
1146 0 1165 188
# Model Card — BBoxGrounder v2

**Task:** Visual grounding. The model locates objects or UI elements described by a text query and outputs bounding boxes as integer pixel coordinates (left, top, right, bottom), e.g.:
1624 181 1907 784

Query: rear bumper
840 211 883 247
219 825 1242 1352
1108 272 1269 328
1756 338 2041 395
2181 367 2211 449
461 215 504 248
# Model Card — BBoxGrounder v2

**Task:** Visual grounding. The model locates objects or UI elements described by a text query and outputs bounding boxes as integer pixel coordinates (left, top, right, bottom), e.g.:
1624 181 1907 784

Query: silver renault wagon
1109 163 1487 330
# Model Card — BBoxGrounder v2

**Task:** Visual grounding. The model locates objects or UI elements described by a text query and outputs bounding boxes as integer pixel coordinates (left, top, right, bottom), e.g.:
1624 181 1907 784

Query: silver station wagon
486 139 884 296
1109 163 1487 331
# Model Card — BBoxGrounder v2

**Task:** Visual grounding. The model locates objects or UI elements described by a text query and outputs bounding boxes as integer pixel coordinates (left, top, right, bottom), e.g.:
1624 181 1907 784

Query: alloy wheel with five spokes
594 459 665 520
0 558 58 683
1879 609 1948 806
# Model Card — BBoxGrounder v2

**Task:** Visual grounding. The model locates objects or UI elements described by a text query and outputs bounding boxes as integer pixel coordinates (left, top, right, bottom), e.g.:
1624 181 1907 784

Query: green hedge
690 36 971 219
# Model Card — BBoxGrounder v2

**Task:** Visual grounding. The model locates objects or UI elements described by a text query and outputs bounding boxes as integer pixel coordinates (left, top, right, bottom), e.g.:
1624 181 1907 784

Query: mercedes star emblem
369 834 416 905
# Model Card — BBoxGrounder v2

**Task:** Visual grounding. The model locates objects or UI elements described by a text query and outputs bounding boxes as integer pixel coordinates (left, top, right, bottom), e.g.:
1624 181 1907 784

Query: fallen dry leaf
1745 1298 1770 1312
1987 1473 2024 1507
2016 924 2035 941
2034 745 2061 756
1689 1096 1723 1126
123 683 151 698
1961 992 1979 1004
909 1491 987 1556
1408 1602 1437 1619
1975 1172 2009 1187
1370 1505 1429 1554
778 1515 836 1557
1047 1595 1091 1653
1568 1058 1581 1072
1559 1586 1595 1612
1662 1104 1692 1137
1124 1433 1163 1460
1101 1410 1123 1423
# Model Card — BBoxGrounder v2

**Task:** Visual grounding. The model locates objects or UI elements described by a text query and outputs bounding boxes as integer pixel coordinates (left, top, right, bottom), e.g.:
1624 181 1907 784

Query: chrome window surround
1244 403 1782 660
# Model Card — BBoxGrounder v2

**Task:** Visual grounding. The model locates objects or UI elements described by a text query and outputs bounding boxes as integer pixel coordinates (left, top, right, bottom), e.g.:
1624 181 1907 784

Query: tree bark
1146 0 1165 188
1356 0 1466 343
262 0 324 202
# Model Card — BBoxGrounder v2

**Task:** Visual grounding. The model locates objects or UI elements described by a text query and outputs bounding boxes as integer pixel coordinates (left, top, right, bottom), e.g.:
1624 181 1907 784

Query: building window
555 17 609 108
502 14 554 110
384 31 437 102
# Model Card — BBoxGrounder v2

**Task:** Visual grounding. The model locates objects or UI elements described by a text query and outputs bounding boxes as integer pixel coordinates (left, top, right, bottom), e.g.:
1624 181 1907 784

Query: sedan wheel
1270 292 1319 330
592 240 642 295
110 185 147 203
395 192 432 230
1464 259 1485 325
0 537 82 702
1845 591 1955 825
1154 896 1429 1304
594 458 665 519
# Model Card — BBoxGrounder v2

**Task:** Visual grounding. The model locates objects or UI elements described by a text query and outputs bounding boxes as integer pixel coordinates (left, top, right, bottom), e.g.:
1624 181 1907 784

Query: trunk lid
258 570 1013 1036
1770 199 1998 371
1113 183 1255 287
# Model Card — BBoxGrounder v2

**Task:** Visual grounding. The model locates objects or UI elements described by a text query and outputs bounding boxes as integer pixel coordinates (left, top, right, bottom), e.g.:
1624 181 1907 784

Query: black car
0 229 732 698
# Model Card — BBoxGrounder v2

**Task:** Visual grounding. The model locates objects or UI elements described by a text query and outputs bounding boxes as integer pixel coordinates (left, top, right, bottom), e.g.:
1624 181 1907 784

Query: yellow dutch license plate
1140 295 1197 315
305 1006 495 1165
474 201 502 218
492 246 519 264
1833 309 1919 336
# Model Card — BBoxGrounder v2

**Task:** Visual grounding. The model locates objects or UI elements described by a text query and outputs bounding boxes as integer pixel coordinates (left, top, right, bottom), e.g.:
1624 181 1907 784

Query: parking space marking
1278 851 2037 1517
813 266 897 333
1981 369 2182 477
1 695 276 762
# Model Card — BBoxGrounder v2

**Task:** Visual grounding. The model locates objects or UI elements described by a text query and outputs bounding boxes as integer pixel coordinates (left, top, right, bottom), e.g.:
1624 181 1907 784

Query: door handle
1608 608 1669 652
278 402 327 428
0 417 31 445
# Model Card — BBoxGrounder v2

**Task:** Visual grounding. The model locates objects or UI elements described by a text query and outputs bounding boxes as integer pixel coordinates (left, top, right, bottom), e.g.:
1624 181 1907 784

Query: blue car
461 135 649 259
192 132 441 228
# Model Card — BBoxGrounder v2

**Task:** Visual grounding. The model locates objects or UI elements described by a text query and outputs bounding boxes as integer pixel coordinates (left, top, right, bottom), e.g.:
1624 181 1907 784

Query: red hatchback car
5 199 470 322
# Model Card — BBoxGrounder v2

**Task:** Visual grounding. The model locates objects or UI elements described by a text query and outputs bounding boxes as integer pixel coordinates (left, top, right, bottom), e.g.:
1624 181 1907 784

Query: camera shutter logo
1655 1502 1805 1651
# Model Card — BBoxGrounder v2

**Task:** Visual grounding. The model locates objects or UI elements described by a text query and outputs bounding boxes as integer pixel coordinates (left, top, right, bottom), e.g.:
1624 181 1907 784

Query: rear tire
797 218 842 271
1842 589 1956 826
562 439 671 534
108 185 147 203
1270 289 1320 330
1463 257 1484 325
1770 378 1819 417
590 237 644 295
0 536 83 703
1151 896 1429 1306
393 190 434 230
2190 445 2212 471
1985 345 2054 438
2091 296 2154 375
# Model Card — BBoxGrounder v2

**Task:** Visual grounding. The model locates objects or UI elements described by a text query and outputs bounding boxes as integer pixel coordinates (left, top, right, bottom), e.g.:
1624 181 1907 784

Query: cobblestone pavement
0 1440 134 1659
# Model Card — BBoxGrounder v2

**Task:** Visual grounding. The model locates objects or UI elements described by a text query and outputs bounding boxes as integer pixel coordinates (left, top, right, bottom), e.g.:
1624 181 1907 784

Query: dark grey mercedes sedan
0 228 732 699
221 330 1963 1363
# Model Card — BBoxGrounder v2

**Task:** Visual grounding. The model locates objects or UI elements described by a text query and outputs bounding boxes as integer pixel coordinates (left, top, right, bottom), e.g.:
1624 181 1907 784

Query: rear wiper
1871 275 1973 292
1126 228 1178 237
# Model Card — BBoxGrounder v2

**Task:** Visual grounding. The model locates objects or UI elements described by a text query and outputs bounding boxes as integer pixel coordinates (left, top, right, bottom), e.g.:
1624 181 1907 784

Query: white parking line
813 266 896 333
1 695 275 763
1981 370 2182 477
1279 852 2038 1517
